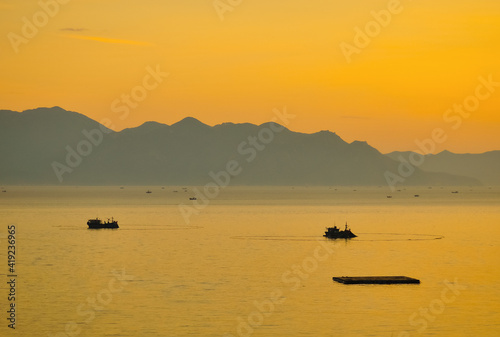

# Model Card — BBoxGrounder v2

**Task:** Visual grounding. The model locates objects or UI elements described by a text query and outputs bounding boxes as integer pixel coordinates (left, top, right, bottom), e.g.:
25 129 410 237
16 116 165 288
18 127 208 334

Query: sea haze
1 186 499 336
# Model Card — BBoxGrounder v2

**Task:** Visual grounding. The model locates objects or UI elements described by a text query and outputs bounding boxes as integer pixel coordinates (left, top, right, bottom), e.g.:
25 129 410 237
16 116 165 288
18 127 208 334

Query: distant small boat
146 190 152 194
1 190 6 193
87 218 119 229
451 191 459 194
414 195 420 197
324 223 357 239
189 197 197 200
387 196 392 198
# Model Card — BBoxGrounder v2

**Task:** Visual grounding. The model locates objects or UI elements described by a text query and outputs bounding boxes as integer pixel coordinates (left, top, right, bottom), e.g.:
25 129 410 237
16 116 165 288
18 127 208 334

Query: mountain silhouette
386 150 500 186
0 107 482 187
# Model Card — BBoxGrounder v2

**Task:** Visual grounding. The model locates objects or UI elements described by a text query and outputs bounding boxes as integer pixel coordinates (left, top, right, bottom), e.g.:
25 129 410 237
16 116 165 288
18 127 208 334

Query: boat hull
87 223 119 229
323 232 357 239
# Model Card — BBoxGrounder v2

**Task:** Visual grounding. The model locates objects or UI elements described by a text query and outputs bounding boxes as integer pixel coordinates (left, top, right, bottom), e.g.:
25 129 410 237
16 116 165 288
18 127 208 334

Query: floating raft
332 276 420 285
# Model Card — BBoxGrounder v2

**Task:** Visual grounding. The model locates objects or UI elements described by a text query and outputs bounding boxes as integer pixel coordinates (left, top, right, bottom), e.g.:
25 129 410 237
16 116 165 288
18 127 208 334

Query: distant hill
0 107 113 184
386 150 500 186
0 107 481 187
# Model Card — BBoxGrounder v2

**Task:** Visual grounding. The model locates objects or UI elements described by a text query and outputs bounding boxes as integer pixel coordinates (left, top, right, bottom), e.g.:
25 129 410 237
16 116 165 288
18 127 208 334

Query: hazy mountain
0 107 481 187
0 107 114 184
386 150 500 186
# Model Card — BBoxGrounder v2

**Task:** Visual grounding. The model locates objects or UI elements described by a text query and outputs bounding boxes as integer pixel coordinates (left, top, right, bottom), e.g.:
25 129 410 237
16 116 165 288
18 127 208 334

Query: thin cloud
61 34 153 46
60 28 88 32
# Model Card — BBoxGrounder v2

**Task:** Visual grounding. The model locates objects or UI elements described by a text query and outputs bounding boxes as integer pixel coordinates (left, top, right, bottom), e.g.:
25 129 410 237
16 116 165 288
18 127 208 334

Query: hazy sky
1 0 499 153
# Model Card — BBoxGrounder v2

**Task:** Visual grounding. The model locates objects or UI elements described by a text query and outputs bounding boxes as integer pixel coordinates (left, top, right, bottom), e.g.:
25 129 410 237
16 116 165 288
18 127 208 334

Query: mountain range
386 150 500 186
0 107 497 187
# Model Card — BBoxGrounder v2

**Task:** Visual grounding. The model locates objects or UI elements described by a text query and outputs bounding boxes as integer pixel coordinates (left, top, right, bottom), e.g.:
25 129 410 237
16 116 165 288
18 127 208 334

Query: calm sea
1 186 499 337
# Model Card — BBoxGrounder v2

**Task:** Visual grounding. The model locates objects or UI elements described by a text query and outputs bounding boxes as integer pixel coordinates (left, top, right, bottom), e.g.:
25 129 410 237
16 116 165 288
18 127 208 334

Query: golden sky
1 0 499 153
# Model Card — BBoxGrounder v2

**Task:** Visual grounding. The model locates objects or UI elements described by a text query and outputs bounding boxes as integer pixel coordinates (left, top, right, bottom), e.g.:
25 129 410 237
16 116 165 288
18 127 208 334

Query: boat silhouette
87 217 119 229
324 222 357 239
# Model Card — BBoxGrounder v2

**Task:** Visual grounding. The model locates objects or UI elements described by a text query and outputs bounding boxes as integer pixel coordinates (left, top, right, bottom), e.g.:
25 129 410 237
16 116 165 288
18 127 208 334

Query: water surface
0 186 499 336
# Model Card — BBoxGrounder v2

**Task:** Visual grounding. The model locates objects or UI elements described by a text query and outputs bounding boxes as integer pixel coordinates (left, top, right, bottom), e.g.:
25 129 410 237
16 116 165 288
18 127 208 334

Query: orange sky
1 0 499 153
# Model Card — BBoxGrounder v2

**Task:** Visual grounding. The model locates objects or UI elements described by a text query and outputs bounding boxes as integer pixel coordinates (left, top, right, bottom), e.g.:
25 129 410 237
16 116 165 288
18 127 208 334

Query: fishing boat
87 218 119 229
324 223 357 239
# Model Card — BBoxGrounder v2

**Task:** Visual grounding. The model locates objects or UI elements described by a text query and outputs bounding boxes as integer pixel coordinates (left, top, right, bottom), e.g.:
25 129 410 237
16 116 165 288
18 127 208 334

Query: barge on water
332 276 420 285
87 218 119 229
